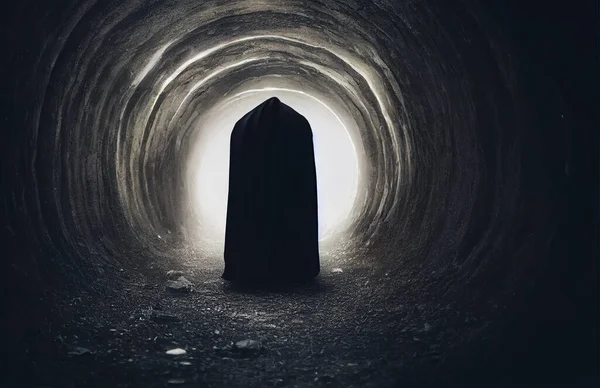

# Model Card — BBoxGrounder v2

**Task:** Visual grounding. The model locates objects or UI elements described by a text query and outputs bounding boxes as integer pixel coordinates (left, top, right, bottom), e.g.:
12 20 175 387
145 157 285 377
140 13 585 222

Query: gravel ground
27 244 501 388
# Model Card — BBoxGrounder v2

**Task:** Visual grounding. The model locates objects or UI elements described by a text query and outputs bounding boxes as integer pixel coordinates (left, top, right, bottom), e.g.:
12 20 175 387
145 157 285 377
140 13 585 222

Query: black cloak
222 97 320 283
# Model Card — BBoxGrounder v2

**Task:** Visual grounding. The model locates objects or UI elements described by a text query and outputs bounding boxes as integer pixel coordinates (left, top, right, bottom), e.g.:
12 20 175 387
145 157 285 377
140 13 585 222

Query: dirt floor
23 244 503 388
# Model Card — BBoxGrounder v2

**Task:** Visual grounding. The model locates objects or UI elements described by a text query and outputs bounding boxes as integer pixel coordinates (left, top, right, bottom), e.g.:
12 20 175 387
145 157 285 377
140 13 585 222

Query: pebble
235 339 261 350
152 311 181 323
166 277 193 293
166 348 187 356
68 347 92 356
166 270 184 280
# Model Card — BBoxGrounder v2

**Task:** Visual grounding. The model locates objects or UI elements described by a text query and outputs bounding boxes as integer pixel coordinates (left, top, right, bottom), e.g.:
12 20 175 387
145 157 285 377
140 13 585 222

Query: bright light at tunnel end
186 87 361 249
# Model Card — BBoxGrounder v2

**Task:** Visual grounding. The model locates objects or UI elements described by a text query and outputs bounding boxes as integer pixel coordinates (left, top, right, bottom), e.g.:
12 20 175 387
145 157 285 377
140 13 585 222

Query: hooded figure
222 97 320 283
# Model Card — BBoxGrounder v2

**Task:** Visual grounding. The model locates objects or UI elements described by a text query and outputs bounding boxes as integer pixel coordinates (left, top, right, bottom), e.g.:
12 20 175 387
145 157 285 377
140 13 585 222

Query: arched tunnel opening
1 1 597 386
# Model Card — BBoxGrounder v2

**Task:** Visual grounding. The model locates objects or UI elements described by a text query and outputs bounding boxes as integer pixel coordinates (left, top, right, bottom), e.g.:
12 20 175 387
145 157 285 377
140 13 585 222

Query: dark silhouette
222 97 320 284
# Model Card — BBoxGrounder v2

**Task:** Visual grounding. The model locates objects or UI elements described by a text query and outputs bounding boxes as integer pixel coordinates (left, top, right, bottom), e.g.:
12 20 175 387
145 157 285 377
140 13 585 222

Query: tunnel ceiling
2 0 598 385
2 0 596 370
3 0 577 293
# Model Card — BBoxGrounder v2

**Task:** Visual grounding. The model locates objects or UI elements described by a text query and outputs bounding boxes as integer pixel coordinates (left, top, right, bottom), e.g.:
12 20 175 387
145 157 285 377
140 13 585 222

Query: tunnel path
38 247 496 388
1 1 596 386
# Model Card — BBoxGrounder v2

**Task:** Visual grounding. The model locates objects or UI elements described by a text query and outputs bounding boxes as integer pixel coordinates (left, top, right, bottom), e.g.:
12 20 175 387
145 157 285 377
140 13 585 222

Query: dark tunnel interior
1 0 598 387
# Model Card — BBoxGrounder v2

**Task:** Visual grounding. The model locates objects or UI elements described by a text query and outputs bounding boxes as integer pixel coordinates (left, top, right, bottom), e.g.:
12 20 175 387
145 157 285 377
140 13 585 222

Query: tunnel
1 0 597 387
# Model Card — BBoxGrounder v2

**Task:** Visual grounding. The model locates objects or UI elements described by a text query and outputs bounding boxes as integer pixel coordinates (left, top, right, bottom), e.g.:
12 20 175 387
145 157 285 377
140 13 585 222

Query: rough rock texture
0 0 597 387
166 277 194 294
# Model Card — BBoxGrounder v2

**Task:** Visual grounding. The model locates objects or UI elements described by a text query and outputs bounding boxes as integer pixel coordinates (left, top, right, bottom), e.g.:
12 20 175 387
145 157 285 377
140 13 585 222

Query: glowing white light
188 88 359 243
123 34 400 230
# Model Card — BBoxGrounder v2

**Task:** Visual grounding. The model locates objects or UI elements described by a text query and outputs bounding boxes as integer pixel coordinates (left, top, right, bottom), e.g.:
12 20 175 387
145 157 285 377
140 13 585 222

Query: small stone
166 270 184 280
152 311 181 323
167 378 185 385
214 330 220 335
166 348 187 356
235 339 261 350
166 277 193 293
291 319 303 324
68 346 92 356
331 268 343 273
179 361 192 366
